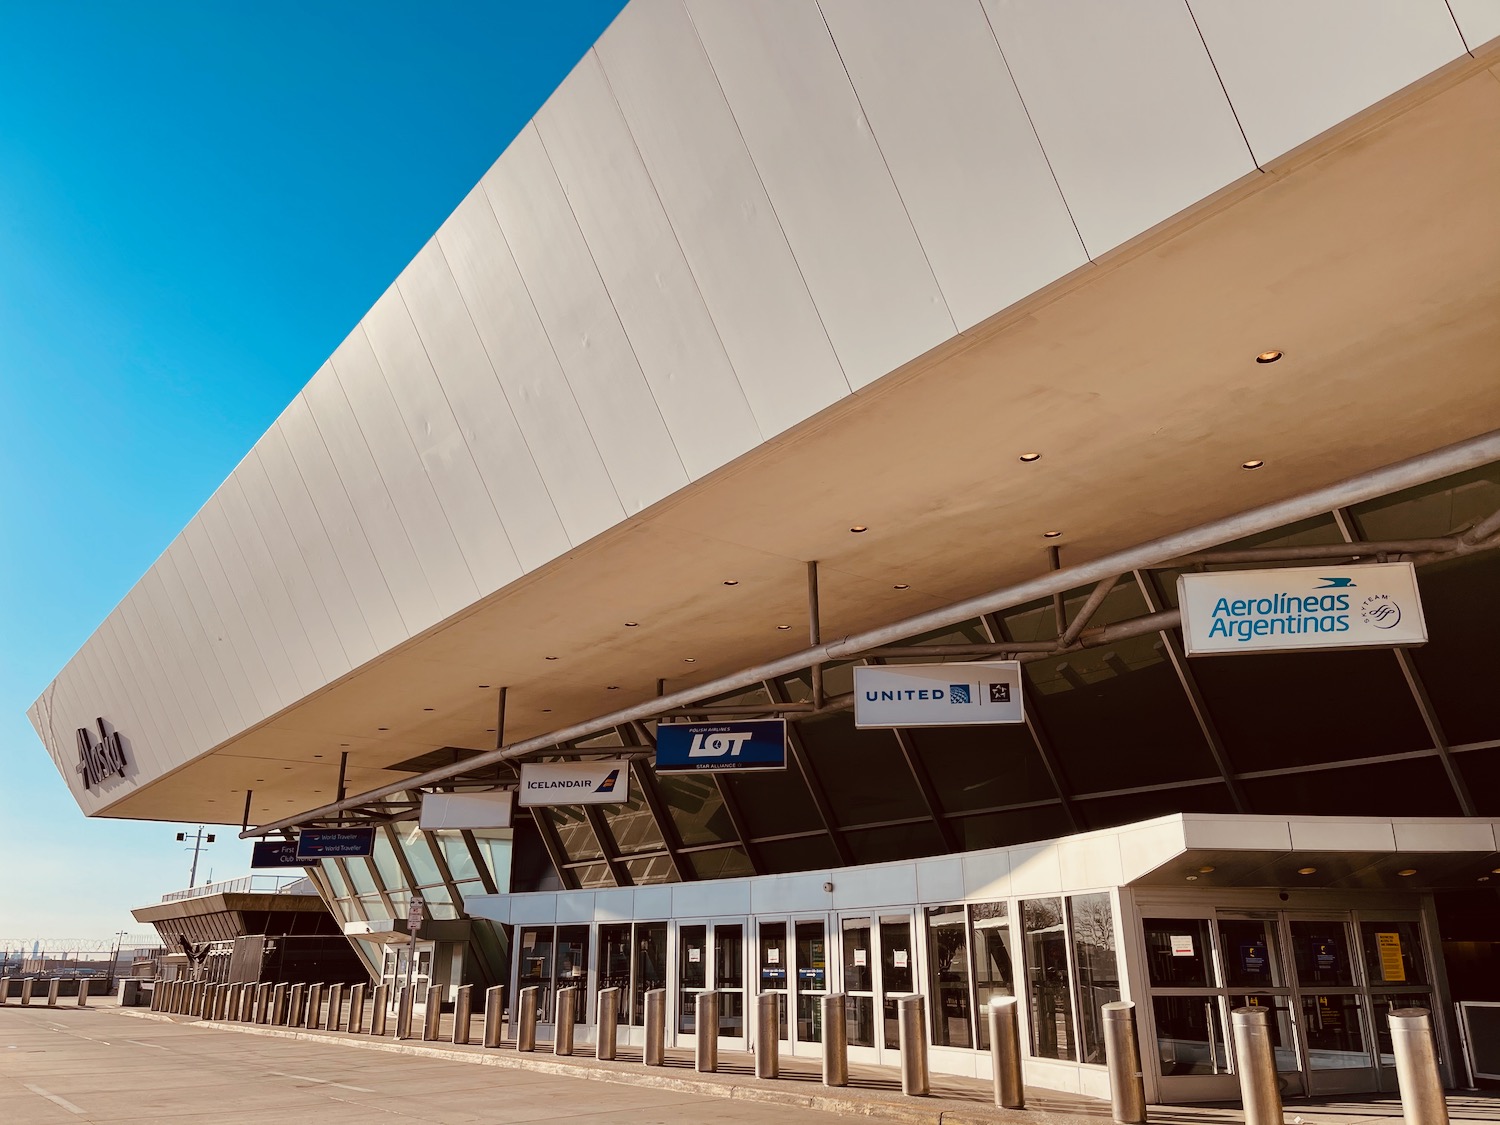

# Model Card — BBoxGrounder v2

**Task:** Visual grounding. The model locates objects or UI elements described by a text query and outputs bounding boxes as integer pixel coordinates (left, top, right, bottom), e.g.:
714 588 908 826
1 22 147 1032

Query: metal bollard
47 978 61 1007
517 985 539 1052
644 988 666 1066
1390 1009 1449 1125
0 976 9 1005
483 986 505 1048
452 984 472 1044
194 981 208 1016
1103 1002 1146 1124
756 992 780 1079
288 983 305 1027
989 996 1025 1109
272 982 289 1025
695 991 720 1073
202 983 217 1019
597 987 620 1060
555 987 577 1056
349 983 367 1033
424 984 444 1041
396 985 415 1040
77 979 90 1008
257 982 273 1024
822 994 849 1087
21 978 34 1006
370 984 389 1036
327 983 343 1030
1232 1007 1283 1125
306 983 324 1029
224 983 239 1020
898 995 930 1097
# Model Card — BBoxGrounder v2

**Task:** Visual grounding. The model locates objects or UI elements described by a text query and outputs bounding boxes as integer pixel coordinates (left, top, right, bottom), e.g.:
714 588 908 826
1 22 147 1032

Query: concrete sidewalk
99 1002 1500 1125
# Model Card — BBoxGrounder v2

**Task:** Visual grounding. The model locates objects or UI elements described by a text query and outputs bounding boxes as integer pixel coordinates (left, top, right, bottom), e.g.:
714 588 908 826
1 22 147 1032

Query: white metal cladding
29 0 1483 813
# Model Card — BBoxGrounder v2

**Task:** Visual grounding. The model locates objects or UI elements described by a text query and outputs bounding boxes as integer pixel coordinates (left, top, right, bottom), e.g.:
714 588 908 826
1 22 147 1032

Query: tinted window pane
656 772 738 846
549 808 602 862
623 855 677 885
599 786 666 856
1359 920 1427 986
970 902 1015 1049
1240 758 1461 817
797 713 927 826
1077 783 1237 831
953 805 1072 851
723 763 822 837
1023 898 1075 1060
845 821 946 865
687 846 755 880
926 905 972 1048
1070 893 1120 1066
907 725 1059 812
1457 749 1500 816
756 834 840 874
1143 918 1215 988
1409 552 1500 746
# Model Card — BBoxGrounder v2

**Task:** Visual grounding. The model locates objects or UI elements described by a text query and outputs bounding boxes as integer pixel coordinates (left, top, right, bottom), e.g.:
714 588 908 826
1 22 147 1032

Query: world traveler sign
1178 561 1427 656
854 662 1024 728
517 759 631 807
656 719 786 773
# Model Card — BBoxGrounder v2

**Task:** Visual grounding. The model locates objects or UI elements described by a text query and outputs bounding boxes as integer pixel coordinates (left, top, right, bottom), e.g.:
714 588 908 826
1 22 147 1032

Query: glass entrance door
838 912 916 1065
1287 918 1375 1094
1220 916 1303 1097
677 920 747 1050
755 916 829 1057
384 942 433 1021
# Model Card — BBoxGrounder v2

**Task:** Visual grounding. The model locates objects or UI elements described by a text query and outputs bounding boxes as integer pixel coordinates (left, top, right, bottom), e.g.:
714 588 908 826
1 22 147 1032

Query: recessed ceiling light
478 684 490 689
1019 453 1041 463
542 708 552 713
1255 350 1283 364
850 525 868 533
1198 866 1215 874
606 686 619 691
777 624 792 630
545 656 558 661
1185 875 1198 881
1398 868 1418 877
723 579 739 586
893 583 909 590
1492 867 1500 874
313 754 322 759
423 707 434 711
1242 459 1265 470
283 766 292 770
485 728 496 733
1297 866 1318 875
340 743 349 747
377 727 389 732
1481 876 1492 882
625 622 639 628
1043 530 1062 539
256 778 265 782
683 657 697 663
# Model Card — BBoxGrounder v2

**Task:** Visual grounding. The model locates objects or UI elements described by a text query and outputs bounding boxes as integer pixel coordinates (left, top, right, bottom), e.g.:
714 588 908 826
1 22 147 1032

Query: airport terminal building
30 0 1500 1104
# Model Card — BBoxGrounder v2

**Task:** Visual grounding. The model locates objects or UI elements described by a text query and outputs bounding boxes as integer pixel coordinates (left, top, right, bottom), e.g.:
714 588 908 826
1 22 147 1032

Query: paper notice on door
689 947 701 963
854 949 867 967
893 950 908 969
1376 932 1405 982
767 948 780 964
1171 935 1195 957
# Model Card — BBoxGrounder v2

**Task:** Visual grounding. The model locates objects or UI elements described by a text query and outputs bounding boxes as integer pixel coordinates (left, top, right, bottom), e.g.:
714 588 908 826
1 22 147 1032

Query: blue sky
0 0 624 942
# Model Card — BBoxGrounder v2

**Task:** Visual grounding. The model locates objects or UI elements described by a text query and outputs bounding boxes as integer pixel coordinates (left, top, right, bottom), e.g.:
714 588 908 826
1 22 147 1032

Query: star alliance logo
76 718 128 791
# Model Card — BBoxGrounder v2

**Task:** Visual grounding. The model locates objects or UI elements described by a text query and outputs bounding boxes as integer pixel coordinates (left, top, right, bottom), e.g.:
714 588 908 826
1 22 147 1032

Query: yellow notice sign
1376 932 1406 982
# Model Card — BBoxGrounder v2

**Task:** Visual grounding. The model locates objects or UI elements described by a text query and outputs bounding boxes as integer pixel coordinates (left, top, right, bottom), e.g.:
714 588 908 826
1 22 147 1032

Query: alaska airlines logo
594 768 620 793
688 731 755 758
76 718 127 791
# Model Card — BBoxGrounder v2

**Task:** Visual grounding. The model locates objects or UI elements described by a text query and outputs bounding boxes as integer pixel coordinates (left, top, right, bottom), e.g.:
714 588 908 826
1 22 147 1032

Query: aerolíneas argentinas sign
854 662 1024 728
76 717 127 791
517 759 631 806
1177 562 1427 656
656 719 786 772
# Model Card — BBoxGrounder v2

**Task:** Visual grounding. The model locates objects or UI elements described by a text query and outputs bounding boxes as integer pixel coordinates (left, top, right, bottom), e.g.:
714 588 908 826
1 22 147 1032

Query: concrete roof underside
107 56 1500 826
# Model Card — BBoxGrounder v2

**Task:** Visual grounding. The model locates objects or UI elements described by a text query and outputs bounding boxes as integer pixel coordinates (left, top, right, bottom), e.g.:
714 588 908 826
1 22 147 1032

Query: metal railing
160 875 308 902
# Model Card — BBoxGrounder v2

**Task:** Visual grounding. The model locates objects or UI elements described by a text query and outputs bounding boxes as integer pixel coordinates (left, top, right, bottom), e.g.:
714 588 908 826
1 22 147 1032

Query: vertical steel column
306 983 323 1029
822 994 848 1087
271 983 289 1025
348 983 366 1033
644 988 666 1066
1391 1009 1450 1125
287 983 305 1027
555 987 577 1056
423 984 444 1041
517 985 539 1052
989 996 1025 1109
370 984 388 1036
47 978 60 1007
1103 1001 1147 1124
452 984 472 1044
1231 1007 1283 1125
395 984 415 1040
76 978 90 1008
898 995 930 1096
327 983 343 1030
483 985 505 1048
597 987 620 1060
756 992 780 1079
695 991 720 1072
808 561 824 711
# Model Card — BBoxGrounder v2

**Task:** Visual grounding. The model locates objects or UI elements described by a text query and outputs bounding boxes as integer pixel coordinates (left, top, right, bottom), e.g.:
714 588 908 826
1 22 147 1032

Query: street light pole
110 930 128 989
175 826 216 886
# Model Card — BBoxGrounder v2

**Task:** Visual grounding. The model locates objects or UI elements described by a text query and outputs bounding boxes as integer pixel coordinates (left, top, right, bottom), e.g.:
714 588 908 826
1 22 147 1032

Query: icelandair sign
1178 562 1427 656
517 759 631 807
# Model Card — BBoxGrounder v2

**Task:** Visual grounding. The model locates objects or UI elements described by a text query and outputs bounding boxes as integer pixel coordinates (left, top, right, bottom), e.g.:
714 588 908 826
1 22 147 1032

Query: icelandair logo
524 768 620 793
76 717 128 791
595 768 620 793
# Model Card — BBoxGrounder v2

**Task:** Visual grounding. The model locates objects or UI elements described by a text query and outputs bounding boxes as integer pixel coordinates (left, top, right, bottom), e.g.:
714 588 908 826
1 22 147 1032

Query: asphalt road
0 1006 852 1124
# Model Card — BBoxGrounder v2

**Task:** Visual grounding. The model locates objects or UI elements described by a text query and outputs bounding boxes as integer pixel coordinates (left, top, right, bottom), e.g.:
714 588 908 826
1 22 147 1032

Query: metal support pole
823 994 848 1087
327 983 343 1030
20 977 32 1006
1232 1007 1283 1125
370 984 388 1036
348 983 366 1033
555 987 577 1056
396 984 415 1040
808 561 824 710
517 985 539 1052
644 988 666 1066
483 985 504 1048
287 983 305 1027
898 995 930 1097
1103 1001 1146 1124
271 983 289 1025
756 992 780 1079
695 991 720 1072
47 978 60 1007
76 978 90 1008
597 987 620 1060
424 984 444 1040
1390 1008 1450 1125
989 996 1025 1109
306 983 323 1029
452 984 472 1044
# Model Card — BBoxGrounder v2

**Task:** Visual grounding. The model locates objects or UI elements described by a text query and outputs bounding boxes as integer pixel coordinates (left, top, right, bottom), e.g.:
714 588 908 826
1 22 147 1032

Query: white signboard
419 790 514 830
517 759 630 807
1178 562 1427 656
854 662 1024 728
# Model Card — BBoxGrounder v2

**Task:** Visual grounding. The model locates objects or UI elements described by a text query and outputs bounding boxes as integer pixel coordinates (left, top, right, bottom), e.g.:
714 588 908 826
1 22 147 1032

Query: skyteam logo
1360 593 1401 629
948 684 970 704
595 768 621 793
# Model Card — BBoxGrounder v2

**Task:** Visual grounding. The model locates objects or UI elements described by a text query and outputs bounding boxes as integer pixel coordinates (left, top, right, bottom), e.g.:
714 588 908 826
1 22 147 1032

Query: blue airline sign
656 719 787 773
251 840 305 869
294 826 376 861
